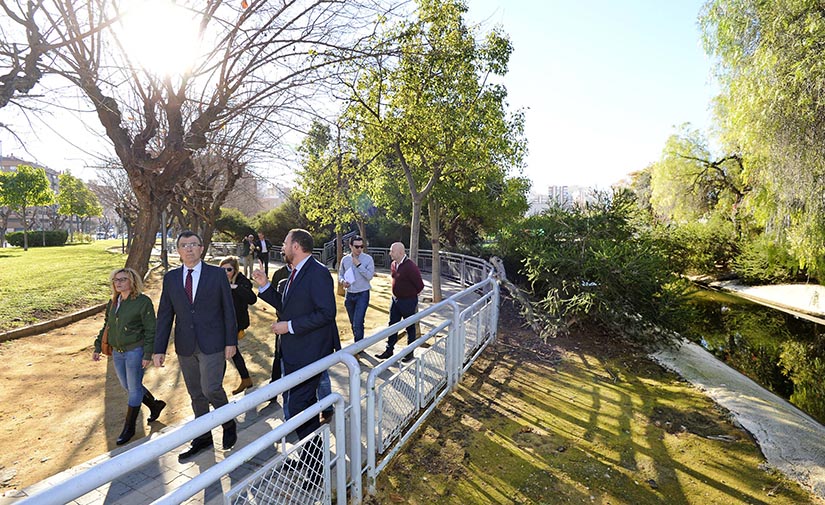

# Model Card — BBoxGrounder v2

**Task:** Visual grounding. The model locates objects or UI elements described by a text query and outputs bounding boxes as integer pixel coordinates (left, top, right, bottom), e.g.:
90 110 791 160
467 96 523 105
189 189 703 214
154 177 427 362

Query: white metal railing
18 252 500 505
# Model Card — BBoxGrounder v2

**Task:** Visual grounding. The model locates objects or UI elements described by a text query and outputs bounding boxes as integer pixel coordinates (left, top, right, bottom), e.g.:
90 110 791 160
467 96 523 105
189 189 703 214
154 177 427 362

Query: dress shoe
178 438 213 462
231 377 254 395
321 409 333 424
374 349 393 360
222 420 238 450
401 354 414 363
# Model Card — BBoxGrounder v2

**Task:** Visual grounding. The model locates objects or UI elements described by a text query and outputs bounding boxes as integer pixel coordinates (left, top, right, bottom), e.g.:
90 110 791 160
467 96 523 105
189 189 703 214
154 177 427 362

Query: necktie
185 268 193 304
283 268 296 299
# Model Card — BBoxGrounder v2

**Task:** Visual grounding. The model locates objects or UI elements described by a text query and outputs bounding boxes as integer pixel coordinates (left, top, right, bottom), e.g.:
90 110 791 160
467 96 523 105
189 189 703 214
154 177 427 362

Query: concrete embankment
652 281 825 499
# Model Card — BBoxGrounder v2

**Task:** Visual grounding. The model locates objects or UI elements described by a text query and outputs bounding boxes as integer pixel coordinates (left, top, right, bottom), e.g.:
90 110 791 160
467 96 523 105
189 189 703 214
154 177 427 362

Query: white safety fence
18 254 500 505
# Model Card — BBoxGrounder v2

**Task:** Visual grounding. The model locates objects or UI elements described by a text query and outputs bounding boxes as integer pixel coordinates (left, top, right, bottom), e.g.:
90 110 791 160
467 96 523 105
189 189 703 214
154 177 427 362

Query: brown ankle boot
232 377 253 395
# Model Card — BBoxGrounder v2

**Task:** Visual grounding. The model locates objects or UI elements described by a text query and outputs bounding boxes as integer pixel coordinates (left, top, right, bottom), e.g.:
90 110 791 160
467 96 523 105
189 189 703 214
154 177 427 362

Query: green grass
0 240 127 332
370 327 816 504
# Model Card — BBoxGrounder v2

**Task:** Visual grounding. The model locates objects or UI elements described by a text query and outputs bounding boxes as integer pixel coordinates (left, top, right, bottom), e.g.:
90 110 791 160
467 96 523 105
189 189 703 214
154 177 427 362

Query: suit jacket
231 273 257 331
254 238 272 261
258 257 340 373
155 261 238 356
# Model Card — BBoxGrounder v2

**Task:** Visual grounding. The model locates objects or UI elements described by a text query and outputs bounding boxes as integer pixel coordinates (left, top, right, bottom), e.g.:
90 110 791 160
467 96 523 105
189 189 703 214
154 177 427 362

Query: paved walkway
652 282 825 499
4 265 474 505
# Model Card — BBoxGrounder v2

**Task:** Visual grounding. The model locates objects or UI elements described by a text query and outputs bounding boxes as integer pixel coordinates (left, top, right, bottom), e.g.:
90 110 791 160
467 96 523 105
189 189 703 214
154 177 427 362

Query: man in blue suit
153 231 239 462
252 228 339 476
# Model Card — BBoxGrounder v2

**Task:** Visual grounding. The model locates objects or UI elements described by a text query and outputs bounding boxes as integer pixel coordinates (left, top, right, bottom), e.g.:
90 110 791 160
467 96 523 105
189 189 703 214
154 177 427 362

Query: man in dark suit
252 229 339 470
254 231 273 276
153 231 239 462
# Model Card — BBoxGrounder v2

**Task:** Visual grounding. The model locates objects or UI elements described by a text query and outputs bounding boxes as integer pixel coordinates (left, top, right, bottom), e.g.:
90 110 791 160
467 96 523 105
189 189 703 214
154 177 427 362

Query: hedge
6 230 69 247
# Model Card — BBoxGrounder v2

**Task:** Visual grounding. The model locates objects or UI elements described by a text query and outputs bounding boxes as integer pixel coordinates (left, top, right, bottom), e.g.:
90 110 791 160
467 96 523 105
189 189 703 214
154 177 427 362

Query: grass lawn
0 240 127 332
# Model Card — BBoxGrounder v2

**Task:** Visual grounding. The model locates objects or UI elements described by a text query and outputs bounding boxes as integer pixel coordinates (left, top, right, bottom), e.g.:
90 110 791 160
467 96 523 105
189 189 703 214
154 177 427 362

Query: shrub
733 234 799 284
499 190 691 347
656 218 738 276
6 230 68 247
215 207 255 240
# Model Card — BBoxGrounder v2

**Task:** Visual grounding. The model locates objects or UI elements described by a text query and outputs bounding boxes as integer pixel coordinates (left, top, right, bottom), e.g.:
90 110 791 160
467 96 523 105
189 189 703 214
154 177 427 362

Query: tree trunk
21 206 29 251
409 195 423 263
124 196 160 277
336 229 345 296
428 198 442 303
358 220 366 244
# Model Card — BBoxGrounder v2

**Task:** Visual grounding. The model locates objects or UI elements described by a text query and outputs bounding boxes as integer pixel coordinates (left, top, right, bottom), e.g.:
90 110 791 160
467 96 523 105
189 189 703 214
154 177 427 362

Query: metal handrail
18 251 499 505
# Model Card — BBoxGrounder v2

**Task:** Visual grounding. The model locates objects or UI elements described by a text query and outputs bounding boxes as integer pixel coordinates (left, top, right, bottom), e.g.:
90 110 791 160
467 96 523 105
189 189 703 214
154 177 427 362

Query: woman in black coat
220 256 258 394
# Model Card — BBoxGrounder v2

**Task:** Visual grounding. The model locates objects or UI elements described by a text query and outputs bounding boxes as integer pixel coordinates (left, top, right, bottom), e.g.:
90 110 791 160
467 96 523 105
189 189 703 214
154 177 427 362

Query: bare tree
94 162 138 250
32 0 393 275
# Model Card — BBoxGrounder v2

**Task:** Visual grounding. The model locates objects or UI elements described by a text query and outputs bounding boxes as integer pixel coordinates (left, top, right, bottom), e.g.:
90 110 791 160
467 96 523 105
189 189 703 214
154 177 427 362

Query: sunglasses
222 267 234 272
113 277 129 283
352 244 364 249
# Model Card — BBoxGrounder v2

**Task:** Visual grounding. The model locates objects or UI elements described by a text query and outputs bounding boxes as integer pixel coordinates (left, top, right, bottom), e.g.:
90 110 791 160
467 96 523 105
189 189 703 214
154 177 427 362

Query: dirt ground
0 268 396 496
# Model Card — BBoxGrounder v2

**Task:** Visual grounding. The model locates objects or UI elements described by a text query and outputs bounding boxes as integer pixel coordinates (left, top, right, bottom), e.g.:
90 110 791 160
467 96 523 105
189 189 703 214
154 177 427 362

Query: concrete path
652 282 825 499
4 269 473 505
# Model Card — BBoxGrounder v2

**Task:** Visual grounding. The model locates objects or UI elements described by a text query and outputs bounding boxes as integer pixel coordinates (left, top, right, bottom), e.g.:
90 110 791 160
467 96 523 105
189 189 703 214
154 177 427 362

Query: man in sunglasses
338 235 374 345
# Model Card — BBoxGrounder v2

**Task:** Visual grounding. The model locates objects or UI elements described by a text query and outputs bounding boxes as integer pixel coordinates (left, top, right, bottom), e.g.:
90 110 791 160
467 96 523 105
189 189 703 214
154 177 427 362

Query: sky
0 0 718 194
466 0 718 192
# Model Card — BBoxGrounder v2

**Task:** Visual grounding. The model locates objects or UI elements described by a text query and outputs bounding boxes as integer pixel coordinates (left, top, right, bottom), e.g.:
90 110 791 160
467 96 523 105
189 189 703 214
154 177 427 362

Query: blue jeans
344 290 370 342
113 346 146 407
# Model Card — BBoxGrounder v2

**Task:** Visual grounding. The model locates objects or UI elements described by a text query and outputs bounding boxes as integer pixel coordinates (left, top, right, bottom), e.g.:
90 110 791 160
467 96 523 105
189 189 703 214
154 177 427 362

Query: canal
688 288 825 424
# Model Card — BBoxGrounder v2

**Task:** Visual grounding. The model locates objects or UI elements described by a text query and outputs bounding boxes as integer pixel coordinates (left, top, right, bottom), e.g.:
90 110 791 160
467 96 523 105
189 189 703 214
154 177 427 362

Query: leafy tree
57 172 102 241
254 194 312 247
649 125 750 235
500 189 691 346
295 120 378 266
214 207 254 241
348 0 527 300
3 164 54 250
701 0 825 273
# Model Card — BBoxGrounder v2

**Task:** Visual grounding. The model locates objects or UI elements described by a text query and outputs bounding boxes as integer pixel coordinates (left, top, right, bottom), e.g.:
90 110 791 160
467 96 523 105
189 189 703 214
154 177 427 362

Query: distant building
527 185 599 216
1 155 61 233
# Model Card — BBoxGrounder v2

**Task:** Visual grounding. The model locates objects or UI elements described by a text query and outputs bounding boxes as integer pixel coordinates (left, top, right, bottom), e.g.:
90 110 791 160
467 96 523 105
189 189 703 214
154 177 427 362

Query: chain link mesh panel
226 428 330 505
377 365 418 452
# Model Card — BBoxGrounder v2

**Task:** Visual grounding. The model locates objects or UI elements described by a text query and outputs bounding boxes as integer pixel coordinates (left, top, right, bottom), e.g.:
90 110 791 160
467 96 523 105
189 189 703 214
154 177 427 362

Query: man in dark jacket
154 231 238 462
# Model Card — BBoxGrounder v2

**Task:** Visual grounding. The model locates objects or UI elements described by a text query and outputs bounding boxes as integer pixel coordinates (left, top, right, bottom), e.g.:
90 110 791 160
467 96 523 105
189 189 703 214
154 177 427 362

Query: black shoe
222 420 237 450
374 349 393 360
178 439 213 462
401 354 414 363
321 410 333 424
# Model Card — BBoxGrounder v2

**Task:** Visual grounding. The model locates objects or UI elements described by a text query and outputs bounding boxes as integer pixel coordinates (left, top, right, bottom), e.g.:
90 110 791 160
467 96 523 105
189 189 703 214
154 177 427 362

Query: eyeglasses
179 243 202 249
113 277 129 283
352 244 364 249
222 267 234 272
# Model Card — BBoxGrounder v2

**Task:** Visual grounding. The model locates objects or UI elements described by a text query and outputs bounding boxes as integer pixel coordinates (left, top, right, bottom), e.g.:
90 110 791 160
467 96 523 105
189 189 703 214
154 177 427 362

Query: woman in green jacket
93 268 166 445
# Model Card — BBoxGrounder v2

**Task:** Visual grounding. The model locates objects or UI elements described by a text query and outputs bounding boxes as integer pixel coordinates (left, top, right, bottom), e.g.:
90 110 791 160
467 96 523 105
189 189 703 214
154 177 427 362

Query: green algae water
688 289 825 425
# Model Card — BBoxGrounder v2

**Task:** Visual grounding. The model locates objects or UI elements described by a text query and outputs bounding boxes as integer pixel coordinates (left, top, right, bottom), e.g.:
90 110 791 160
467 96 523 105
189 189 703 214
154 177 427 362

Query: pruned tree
3 164 54 250
32 0 392 275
